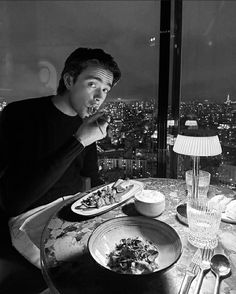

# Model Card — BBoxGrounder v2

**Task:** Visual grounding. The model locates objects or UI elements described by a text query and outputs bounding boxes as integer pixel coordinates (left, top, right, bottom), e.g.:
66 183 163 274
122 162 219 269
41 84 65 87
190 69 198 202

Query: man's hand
74 112 109 147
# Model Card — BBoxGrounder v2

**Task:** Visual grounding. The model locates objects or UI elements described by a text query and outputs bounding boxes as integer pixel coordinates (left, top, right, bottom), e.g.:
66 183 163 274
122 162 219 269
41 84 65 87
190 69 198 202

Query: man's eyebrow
85 75 112 88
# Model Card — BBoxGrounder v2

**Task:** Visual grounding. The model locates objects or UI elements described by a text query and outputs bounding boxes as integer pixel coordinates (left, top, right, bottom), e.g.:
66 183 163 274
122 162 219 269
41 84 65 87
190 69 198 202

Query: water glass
187 197 221 249
185 170 211 199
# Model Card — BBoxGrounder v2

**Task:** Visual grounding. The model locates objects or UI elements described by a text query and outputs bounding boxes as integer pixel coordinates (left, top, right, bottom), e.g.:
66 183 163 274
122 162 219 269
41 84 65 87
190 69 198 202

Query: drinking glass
185 170 211 199
187 197 221 249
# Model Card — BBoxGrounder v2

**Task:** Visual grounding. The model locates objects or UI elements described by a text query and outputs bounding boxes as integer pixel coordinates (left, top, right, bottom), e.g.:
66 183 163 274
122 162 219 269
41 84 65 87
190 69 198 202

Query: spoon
210 254 231 294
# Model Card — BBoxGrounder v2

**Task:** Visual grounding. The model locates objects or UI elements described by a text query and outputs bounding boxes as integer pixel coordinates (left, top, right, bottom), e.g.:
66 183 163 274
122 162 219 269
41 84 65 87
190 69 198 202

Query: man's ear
63 73 74 90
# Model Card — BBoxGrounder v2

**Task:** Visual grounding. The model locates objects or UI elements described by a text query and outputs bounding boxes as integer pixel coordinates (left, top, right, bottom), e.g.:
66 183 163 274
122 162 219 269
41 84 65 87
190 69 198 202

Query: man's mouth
87 105 99 116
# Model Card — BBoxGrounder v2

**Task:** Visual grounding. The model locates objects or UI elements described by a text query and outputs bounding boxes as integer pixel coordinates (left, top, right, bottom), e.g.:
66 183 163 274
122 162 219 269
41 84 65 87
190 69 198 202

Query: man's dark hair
57 47 121 95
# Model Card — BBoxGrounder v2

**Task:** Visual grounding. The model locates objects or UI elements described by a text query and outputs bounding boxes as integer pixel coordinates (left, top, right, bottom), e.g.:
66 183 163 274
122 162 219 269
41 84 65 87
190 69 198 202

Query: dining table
40 178 236 294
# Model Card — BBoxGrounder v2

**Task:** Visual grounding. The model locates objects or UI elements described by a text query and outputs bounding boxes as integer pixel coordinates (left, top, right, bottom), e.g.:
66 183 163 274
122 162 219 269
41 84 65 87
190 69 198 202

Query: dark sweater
0 96 102 216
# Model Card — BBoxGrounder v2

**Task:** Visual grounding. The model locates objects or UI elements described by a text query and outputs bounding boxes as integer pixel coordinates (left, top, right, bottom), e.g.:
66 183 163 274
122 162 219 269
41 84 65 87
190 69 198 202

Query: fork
193 247 214 294
178 249 201 294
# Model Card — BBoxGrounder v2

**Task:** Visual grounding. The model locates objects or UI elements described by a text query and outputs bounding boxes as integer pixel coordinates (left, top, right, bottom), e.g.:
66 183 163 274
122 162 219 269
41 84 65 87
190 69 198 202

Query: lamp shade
185 120 198 127
173 134 222 157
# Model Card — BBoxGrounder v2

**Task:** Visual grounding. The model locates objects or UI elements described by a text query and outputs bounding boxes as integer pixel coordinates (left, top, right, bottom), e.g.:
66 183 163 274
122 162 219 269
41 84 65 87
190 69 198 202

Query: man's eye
103 88 110 94
88 82 96 88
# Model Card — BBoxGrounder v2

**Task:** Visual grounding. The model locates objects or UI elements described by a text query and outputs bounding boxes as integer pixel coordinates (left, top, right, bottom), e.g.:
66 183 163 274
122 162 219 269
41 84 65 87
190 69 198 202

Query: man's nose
93 88 105 101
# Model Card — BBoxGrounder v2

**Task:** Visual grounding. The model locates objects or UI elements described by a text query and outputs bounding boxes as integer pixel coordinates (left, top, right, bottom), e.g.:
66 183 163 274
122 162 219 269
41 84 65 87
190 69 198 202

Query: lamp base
176 203 188 225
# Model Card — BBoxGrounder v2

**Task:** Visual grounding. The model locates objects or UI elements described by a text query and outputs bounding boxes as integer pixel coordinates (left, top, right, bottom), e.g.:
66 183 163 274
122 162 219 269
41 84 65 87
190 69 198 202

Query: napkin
208 194 232 212
8 194 77 268
225 200 236 220
208 194 236 220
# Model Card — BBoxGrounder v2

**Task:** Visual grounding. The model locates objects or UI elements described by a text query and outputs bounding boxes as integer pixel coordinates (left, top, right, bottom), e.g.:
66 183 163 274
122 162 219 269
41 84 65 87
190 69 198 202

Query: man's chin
76 109 88 119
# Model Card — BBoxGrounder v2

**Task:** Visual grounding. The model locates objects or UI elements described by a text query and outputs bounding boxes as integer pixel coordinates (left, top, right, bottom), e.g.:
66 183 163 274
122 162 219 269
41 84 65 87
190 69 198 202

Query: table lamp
173 129 222 199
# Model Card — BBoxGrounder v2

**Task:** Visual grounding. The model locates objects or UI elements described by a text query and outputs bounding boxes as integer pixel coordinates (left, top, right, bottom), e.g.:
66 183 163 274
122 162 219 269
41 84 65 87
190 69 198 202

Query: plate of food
71 179 143 216
87 216 182 275
208 194 236 224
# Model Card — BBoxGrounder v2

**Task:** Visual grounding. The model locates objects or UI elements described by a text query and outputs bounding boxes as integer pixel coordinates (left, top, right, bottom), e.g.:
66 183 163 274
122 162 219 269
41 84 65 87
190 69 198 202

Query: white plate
221 213 236 224
71 180 143 216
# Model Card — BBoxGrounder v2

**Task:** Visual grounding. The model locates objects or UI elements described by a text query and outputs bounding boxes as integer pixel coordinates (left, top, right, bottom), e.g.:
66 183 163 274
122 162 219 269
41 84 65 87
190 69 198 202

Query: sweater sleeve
80 143 104 187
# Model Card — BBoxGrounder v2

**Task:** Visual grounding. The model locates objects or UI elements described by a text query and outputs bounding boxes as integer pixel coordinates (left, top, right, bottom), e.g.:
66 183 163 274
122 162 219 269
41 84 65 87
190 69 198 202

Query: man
0 47 121 217
0 48 121 268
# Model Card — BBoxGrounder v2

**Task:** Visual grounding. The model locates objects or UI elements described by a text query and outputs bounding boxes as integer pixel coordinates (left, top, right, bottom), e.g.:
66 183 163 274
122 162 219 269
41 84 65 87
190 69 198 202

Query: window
178 0 236 189
2 1 234 187
0 1 161 182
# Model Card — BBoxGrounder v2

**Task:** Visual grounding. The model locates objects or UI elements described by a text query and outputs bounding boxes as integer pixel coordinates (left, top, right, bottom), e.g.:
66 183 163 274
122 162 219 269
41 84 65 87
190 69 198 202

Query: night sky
0 1 235 103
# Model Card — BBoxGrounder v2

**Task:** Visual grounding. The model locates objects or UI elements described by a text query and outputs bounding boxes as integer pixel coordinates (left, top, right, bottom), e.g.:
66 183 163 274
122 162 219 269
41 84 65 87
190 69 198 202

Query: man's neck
52 94 77 116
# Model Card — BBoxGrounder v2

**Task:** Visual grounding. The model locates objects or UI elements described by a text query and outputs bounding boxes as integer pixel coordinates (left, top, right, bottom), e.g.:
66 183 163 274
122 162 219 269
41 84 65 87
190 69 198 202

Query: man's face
67 66 114 118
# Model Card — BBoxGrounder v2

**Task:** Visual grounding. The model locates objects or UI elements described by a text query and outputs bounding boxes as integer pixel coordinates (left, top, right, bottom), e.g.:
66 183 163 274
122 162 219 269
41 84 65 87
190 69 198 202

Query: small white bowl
134 190 165 218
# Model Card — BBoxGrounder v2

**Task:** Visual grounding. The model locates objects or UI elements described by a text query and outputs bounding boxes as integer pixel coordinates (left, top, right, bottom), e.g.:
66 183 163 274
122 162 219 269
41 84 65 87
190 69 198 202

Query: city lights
98 96 236 187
